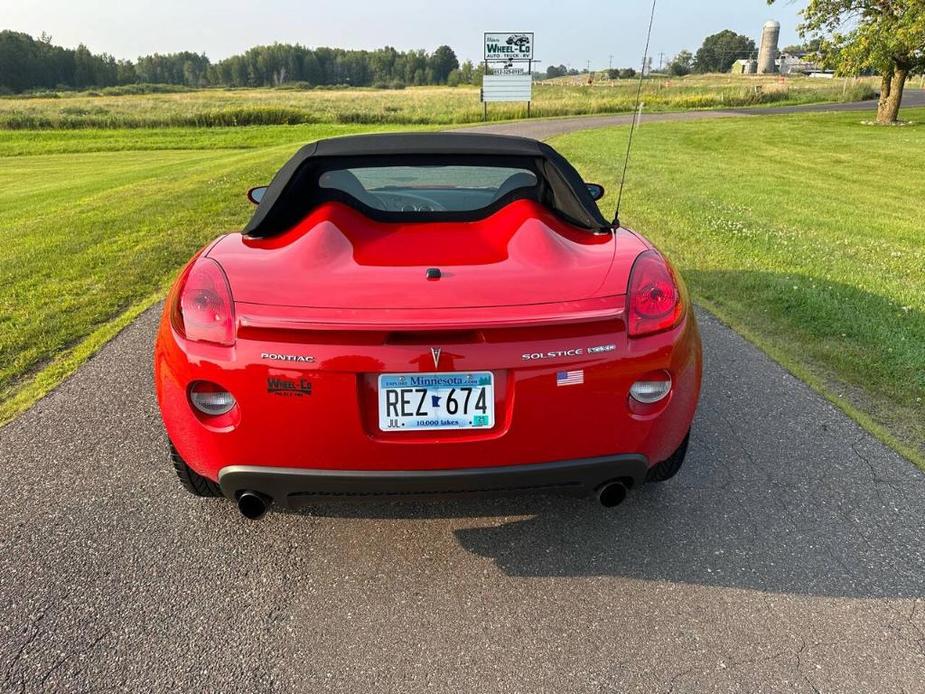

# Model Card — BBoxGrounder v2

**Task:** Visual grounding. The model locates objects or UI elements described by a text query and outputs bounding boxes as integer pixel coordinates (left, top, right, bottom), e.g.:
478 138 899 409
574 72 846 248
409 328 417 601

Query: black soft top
244 132 611 236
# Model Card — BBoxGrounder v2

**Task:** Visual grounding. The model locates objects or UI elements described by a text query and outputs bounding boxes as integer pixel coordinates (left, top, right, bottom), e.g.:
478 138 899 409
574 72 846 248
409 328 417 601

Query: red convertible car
154 133 701 519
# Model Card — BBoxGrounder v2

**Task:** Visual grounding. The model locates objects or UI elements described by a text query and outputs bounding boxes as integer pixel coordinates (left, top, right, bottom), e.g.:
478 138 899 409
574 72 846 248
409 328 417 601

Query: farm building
779 52 824 76
731 59 758 75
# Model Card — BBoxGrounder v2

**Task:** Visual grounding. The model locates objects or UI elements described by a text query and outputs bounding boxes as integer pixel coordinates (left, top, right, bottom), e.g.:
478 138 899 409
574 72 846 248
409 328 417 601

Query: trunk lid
211 201 643 326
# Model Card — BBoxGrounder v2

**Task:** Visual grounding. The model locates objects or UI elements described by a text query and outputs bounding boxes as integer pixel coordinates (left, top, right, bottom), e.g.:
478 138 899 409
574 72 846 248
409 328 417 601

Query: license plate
378 372 494 431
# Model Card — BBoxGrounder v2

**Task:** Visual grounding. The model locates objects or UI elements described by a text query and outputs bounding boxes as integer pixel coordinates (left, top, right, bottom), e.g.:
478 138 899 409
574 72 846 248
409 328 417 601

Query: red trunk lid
210 201 645 327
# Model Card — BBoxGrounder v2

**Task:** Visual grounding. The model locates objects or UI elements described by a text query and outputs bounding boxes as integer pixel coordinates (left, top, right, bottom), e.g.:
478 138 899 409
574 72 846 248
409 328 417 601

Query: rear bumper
218 454 649 507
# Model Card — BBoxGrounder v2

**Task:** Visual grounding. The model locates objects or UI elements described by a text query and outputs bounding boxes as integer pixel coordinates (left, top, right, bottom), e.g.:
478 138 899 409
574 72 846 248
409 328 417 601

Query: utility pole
609 55 613 71
586 59 591 73
658 52 665 71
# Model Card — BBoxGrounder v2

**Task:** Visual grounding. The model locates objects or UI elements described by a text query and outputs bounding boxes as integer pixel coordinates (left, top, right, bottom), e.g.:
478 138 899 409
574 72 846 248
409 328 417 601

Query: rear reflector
630 375 672 404
189 382 236 416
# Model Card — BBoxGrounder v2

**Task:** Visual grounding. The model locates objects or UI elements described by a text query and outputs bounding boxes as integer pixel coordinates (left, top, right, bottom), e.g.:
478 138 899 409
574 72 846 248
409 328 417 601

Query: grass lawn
0 108 922 469
0 123 433 156
553 108 925 465
0 123 425 418
0 76 875 129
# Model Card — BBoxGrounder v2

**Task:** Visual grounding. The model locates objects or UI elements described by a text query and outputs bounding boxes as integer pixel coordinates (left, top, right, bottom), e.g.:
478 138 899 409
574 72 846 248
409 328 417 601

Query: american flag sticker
556 370 584 386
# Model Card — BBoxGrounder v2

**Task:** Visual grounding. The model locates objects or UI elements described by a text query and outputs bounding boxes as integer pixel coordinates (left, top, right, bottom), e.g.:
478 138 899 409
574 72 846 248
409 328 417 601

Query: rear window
318 164 538 213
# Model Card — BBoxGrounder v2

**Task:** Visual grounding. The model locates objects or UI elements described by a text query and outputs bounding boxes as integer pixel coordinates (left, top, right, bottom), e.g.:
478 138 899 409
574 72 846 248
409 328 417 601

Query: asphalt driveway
456 88 925 139
2 304 923 692
2 98 924 692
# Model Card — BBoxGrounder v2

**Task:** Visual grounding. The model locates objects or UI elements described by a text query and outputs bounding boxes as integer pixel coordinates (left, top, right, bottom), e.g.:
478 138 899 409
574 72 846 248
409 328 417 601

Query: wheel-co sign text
484 33 534 61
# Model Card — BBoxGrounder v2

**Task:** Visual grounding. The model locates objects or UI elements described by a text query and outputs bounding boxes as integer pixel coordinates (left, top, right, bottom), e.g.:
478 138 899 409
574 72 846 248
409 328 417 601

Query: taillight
170 257 236 346
627 250 684 338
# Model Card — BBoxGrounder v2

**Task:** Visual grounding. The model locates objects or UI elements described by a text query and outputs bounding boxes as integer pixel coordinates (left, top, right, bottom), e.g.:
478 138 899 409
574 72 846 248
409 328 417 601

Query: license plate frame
377 371 495 432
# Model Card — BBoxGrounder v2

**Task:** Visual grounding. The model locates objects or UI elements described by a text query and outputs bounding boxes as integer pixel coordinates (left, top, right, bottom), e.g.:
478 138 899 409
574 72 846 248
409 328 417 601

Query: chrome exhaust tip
237 491 270 520
597 481 628 508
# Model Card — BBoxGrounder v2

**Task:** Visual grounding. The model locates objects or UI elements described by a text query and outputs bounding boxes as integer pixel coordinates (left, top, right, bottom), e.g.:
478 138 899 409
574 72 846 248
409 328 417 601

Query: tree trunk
877 65 908 124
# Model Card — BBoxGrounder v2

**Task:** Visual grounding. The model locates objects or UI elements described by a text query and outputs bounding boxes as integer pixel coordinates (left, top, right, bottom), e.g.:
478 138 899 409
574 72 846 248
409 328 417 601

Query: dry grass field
0 75 875 128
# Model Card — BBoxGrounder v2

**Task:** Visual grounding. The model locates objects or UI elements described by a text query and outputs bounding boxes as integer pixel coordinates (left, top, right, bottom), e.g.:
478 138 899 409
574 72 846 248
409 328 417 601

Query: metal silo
757 20 780 74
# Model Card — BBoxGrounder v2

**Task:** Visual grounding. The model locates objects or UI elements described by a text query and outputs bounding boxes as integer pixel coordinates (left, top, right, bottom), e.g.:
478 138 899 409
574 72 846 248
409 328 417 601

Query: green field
0 76 875 128
0 123 426 419
1 104 922 467
553 110 925 464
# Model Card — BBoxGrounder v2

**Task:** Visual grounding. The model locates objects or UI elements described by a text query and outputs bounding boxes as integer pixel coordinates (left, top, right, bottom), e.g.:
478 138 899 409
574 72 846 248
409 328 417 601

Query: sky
0 0 804 68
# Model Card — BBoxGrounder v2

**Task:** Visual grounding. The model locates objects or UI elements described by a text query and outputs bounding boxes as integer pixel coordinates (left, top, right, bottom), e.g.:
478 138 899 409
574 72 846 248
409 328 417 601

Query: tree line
0 31 473 93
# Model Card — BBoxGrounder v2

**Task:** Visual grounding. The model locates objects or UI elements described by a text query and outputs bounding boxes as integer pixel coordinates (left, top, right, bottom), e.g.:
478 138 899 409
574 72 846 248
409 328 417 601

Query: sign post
481 32 534 120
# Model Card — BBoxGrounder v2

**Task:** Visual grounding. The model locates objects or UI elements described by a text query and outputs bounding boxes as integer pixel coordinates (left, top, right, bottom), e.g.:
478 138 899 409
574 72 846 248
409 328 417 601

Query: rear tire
646 430 690 483
170 443 222 497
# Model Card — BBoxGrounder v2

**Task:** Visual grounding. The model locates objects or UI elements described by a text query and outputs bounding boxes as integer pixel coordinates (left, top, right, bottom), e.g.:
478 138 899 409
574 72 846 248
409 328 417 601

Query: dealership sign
481 32 534 111
484 33 534 61
481 74 533 103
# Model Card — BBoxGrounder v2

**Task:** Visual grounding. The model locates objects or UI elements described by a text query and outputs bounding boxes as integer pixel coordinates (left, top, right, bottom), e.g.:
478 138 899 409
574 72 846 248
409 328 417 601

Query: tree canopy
0 31 467 93
781 38 824 55
0 32 130 92
546 64 576 78
694 30 756 73
669 50 694 76
769 0 925 122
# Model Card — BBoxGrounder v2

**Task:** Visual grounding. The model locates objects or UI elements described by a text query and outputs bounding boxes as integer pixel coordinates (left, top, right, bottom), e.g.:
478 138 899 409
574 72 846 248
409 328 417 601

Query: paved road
2 103 925 692
456 88 925 139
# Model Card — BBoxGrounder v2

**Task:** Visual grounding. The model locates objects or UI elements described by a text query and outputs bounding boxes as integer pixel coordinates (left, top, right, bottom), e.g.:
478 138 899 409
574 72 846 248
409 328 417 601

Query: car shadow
286 434 924 600
284 272 925 599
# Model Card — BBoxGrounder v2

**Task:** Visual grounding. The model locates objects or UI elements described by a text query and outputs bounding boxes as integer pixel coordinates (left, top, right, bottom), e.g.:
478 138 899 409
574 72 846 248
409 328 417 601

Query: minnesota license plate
377 372 494 431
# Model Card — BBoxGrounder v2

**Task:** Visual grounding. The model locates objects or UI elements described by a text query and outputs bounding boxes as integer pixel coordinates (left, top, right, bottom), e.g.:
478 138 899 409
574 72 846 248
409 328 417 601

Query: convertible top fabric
244 132 611 236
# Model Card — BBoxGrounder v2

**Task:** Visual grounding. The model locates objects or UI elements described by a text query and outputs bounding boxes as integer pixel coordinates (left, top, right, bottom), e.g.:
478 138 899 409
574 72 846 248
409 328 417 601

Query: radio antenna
613 0 658 228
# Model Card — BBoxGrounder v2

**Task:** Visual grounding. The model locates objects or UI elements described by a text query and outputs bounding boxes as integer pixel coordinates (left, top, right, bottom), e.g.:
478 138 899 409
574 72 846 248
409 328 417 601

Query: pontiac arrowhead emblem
431 347 442 369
